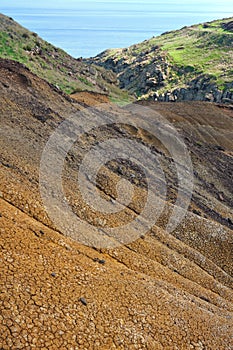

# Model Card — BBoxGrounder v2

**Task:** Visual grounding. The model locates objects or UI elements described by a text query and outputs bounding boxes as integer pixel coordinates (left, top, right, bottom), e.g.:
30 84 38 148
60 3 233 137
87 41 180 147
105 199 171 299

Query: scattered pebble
227 217 233 226
99 259 105 265
193 209 201 216
79 297 87 306
218 193 224 201
94 258 106 265
51 272 56 277
200 296 210 303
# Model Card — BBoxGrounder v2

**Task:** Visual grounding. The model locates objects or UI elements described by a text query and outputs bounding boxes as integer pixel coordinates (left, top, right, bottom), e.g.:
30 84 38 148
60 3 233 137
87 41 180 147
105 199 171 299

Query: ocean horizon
1 1 233 58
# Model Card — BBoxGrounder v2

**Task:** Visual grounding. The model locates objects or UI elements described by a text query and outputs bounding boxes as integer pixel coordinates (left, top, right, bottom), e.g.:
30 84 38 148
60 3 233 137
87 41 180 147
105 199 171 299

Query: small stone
200 295 210 303
193 209 201 216
99 259 105 265
218 193 224 201
51 272 56 277
227 217 233 226
215 145 225 151
118 166 124 175
79 297 87 306
94 258 105 265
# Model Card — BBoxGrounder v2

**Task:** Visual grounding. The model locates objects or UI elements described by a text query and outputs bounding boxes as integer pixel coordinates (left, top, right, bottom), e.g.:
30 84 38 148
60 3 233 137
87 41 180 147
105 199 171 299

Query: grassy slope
90 17 233 99
0 13 133 104
153 18 233 91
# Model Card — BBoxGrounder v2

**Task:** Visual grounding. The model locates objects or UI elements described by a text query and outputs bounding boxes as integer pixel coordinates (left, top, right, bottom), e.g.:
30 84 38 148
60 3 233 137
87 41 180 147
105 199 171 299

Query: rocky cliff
87 17 233 104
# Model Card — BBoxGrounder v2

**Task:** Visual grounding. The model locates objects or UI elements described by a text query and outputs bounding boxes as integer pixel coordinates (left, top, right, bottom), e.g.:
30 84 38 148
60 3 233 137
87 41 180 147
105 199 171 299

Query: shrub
22 32 30 39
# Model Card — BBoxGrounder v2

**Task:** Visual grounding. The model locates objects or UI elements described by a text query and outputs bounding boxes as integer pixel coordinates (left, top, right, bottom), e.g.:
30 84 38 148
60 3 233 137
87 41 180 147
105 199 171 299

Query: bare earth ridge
0 58 233 349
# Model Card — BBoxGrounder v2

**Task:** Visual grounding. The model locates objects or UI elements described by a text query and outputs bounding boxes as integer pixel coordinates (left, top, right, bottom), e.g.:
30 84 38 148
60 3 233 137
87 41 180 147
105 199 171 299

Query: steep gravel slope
0 58 233 349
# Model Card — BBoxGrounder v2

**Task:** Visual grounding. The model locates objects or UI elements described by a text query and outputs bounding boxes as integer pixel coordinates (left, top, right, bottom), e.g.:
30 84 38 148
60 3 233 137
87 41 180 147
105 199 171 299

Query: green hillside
88 17 233 103
0 13 133 104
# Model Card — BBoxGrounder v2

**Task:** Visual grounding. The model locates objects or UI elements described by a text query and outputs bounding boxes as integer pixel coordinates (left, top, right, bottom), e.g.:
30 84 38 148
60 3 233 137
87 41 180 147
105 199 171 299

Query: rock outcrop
87 17 233 104
154 75 233 103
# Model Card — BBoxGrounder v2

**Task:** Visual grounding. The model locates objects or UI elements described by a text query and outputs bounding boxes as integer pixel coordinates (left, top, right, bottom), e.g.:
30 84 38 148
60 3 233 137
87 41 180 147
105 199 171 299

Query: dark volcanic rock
222 20 233 32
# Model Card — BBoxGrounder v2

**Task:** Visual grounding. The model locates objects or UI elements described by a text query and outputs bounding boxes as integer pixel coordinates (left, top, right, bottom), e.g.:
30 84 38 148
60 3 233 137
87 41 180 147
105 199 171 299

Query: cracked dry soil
0 59 233 349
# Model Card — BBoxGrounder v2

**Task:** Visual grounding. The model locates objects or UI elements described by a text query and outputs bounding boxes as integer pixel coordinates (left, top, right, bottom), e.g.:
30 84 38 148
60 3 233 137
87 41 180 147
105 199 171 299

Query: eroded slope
0 58 233 349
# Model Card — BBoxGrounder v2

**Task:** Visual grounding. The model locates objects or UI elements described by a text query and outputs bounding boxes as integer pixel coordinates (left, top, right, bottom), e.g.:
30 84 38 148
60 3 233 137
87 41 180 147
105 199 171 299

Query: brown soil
70 91 109 106
0 58 233 349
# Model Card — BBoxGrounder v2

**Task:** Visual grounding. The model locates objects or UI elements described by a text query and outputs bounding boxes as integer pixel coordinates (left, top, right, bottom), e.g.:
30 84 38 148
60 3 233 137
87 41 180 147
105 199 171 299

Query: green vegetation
157 25 232 79
109 89 134 106
78 76 93 87
0 13 133 104
91 17 233 100
1 13 232 103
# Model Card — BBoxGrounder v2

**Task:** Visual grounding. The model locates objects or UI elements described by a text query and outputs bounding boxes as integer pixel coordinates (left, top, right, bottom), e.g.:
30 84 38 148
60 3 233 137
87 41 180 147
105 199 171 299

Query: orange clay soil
70 91 110 106
0 58 233 349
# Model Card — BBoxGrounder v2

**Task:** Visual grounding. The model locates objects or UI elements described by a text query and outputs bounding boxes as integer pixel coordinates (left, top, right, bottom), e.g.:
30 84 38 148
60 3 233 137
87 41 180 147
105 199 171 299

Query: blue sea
1 1 233 58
